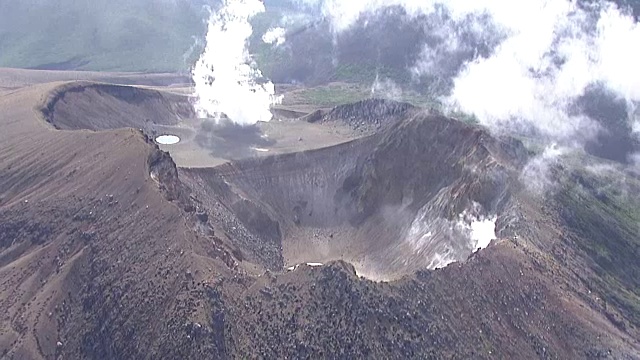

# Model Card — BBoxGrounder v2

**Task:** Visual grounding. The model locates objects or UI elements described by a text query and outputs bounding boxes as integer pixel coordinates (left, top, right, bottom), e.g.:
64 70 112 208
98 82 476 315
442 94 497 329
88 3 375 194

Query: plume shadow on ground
195 119 276 160
574 84 640 164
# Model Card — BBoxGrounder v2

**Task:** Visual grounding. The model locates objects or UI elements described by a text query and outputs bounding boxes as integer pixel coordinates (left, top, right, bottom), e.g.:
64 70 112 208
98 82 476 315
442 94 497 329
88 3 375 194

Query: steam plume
263 27 287 46
191 0 282 125
371 74 402 101
447 2 640 143
293 0 640 146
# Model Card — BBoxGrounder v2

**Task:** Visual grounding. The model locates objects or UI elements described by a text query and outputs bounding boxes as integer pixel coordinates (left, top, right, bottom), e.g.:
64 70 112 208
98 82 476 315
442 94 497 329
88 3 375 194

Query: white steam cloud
192 0 282 125
468 216 498 252
295 0 640 143
371 74 403 101
448 2 640 141
521 144 569 194
406 203 497 270
262 27 287 46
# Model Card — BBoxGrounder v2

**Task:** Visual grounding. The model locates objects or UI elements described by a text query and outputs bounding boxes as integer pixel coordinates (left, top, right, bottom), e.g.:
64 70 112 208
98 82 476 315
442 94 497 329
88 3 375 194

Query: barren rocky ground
0 69 639 359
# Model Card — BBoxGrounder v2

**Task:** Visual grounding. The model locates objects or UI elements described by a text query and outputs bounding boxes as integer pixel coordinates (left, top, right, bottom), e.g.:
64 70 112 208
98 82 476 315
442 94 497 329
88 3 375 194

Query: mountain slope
0 79 639 358
0 0 206 72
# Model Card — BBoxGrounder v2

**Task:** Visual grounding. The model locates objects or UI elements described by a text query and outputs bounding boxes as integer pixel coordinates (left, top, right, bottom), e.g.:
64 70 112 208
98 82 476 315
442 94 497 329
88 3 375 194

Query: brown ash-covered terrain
1 71 639 359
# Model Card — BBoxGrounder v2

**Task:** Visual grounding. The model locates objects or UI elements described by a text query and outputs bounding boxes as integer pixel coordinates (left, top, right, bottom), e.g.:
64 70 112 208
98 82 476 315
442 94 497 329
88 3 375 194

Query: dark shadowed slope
41 82 194 131
0 0 206 72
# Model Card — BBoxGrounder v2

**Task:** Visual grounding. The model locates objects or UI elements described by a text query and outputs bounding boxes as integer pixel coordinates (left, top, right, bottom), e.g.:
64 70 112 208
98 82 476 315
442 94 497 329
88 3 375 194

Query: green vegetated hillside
555 161 640 327
1 0 638 75
0 0 207 72
251 0 640 92
248 6 424 88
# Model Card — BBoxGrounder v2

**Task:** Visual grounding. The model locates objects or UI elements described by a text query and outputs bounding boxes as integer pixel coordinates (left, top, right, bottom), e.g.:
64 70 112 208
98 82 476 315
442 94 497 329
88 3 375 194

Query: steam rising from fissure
406 204 497 270
191 0 282 125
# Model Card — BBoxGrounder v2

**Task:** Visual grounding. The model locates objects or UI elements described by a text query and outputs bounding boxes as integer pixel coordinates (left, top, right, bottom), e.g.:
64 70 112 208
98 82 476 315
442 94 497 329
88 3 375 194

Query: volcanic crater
1 76 639 359
42 82 529 280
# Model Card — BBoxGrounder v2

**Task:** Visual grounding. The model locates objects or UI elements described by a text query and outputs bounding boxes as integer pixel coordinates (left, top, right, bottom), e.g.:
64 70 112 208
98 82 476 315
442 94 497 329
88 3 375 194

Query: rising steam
405 201 497 270
293 0 640 147
192 0 282 125
447 2 640 143
263 27 287 46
